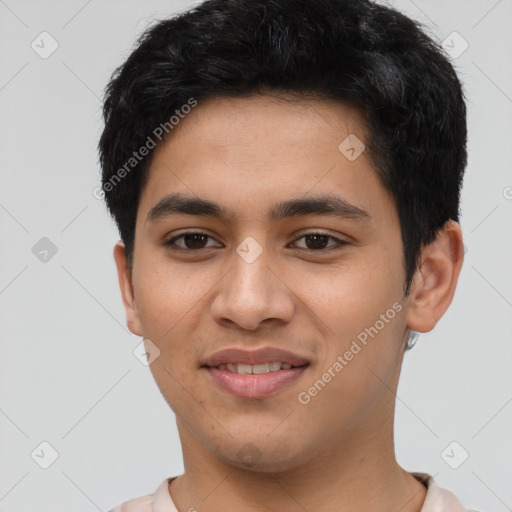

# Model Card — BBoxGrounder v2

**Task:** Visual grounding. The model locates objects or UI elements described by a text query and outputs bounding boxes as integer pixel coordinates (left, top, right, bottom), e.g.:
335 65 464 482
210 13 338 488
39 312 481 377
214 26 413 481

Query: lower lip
205 366 308 399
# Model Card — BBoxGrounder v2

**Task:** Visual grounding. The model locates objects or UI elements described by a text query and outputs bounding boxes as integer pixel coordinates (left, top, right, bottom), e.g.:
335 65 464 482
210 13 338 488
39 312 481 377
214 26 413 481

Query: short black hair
98 0 467 298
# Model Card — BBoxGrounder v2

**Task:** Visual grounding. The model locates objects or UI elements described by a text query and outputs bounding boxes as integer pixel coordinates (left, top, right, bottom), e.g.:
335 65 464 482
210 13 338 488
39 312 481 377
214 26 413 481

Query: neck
170 409 427 512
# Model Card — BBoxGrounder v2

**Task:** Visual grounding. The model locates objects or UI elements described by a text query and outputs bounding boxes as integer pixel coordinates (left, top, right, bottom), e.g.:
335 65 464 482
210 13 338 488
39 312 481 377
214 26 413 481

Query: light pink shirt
108 473 481 512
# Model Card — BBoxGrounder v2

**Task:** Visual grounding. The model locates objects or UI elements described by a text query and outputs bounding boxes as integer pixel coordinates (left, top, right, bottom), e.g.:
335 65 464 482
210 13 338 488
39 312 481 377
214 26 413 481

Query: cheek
299 259 404 400
135 265 201 408
133 254 207 335
131 257 215 387
291 254 394 334
297 309 403 433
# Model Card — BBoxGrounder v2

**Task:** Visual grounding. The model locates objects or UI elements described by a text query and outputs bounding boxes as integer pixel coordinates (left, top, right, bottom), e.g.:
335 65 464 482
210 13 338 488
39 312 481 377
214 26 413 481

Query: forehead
166 93 369 148
136 94 395 227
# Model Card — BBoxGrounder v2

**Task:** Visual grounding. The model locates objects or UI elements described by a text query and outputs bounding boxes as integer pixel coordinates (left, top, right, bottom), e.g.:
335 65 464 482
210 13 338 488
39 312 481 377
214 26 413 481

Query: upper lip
201 347 310 367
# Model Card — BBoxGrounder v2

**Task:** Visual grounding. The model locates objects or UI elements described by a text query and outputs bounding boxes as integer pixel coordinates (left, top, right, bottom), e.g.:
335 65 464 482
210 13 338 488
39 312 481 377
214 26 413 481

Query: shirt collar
412 472 470 511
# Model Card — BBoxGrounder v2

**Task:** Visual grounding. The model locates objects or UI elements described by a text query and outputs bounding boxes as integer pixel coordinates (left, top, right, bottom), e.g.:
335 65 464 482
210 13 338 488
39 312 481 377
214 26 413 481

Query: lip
201 346 310 399
205 366 309 399
201 347 310 367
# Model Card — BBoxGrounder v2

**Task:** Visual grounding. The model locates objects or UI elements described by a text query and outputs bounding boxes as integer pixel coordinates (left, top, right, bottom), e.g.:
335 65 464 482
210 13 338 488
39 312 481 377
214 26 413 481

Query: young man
99 0 478 510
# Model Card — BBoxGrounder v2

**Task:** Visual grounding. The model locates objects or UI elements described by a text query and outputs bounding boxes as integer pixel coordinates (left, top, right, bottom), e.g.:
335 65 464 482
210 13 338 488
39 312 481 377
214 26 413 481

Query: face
115 94 414 471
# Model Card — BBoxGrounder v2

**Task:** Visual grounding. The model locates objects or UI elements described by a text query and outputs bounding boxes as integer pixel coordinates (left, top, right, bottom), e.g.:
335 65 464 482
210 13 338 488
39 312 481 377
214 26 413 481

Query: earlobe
405 220 464 334
113 241 143 336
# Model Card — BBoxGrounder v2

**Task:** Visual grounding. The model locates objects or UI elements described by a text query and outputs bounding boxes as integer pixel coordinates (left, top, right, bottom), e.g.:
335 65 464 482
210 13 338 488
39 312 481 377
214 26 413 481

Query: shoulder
413 472 484 512
107 477 178 512
107 494 153 512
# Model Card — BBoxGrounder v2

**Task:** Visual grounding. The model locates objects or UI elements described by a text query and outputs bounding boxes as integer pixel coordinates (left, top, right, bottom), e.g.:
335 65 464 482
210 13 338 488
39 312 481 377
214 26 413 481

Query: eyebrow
146 193 371 224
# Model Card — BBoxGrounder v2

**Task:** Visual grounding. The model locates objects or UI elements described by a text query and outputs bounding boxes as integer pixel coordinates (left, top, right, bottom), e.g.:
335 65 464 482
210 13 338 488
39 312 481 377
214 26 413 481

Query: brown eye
164 231 347 253
164 232 220 250
291 233 348 251
181 233 209 249
303 234 330 250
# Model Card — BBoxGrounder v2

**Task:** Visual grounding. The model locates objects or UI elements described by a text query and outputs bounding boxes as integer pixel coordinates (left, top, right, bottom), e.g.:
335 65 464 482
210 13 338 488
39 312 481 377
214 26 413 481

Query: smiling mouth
210 362 310 374
203 362 310 399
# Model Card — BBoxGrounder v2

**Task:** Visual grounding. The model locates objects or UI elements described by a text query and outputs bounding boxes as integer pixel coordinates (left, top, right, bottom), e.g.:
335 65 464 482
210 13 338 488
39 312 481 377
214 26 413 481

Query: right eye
163 231 223 251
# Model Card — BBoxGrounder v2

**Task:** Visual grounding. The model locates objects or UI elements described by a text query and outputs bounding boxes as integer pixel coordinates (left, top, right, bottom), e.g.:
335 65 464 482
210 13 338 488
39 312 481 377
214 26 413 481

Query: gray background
0 0 511 511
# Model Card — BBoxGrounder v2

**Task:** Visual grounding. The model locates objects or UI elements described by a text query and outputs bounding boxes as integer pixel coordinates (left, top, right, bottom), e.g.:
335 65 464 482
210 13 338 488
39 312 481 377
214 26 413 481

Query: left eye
292 233 347 251
164 232 347 251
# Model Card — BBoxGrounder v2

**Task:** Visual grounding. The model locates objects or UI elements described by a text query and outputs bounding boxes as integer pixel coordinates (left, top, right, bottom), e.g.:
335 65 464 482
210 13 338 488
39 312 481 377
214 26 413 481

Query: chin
214 439 313 474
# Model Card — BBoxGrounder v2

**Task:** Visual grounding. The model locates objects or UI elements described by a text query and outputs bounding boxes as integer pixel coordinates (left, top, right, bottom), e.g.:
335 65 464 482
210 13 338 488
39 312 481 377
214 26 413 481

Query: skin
113 94 464 512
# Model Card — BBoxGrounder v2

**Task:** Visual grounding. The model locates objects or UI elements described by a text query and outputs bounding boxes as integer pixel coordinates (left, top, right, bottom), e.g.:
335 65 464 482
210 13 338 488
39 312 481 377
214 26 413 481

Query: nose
210 247 295 331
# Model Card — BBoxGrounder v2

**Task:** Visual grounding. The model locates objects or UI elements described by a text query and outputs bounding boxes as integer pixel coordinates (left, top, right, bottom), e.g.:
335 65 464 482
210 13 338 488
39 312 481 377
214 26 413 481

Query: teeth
252 363 269 374
215 362 301 374
237 364 252 374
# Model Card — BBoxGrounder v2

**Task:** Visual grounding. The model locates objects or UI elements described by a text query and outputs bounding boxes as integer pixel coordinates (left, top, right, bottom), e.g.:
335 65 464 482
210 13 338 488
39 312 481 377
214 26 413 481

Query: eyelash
163 231 348 253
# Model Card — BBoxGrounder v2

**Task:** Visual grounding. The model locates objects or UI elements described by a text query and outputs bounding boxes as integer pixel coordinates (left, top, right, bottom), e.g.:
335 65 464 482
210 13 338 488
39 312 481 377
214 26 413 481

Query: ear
405 220 465 333
113 241 143 336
